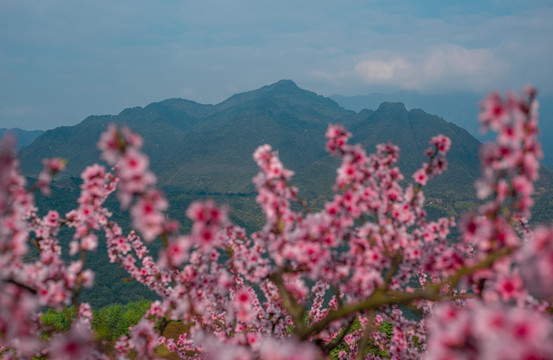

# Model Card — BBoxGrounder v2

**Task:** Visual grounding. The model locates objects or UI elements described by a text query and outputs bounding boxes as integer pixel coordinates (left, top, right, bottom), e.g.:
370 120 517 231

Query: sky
1 0 552 130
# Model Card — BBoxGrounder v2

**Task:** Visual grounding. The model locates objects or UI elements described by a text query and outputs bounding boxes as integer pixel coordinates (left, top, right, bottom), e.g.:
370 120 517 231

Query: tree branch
297 246 515 340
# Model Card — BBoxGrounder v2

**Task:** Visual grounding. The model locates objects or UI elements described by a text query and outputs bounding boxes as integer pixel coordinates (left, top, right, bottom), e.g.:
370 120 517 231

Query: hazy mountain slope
18 99 211 178
18 79 552 222
19 80 353 192
331 92 553 169
0 128 43 150
331 91 483 138
155 80 354 193
346 102 480 193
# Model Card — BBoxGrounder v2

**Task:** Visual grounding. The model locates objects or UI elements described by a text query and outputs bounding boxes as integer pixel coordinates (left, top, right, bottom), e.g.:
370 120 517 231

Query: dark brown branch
297 246 515 340
5 278 37 294
297 288 439 340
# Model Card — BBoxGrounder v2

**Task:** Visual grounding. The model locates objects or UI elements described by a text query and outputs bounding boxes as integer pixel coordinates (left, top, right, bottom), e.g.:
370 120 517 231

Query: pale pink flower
413 168 428 186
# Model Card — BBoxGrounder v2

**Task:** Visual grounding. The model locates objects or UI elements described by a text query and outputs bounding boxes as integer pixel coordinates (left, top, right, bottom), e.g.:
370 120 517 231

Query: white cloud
353 44 508 92
422 45 505 81
355 57 418 88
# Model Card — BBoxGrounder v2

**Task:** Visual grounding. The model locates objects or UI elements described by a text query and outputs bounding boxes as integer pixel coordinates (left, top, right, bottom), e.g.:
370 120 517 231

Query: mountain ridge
19 80 553 308
18 80 553 223
331 91 553 169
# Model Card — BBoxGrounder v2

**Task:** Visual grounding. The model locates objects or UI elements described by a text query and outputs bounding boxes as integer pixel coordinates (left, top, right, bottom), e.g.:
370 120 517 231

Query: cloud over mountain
354 44 508 92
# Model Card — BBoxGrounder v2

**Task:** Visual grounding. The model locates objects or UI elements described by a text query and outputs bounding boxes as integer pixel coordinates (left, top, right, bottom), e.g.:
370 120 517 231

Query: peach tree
0 86 552 359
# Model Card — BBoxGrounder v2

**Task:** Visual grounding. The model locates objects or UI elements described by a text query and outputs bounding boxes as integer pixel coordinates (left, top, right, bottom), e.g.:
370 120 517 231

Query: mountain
331 91 553 170
344 102 481 195
0 128 44 150
18 80 553 307
331 91 484 139
20 80 553 219
19 81 553 217
19 80 352 194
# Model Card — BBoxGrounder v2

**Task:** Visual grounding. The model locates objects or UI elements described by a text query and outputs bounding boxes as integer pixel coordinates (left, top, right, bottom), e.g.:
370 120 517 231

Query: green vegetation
93 299 151 341
40 299 151 342
41 307 73 333
329 319 394 359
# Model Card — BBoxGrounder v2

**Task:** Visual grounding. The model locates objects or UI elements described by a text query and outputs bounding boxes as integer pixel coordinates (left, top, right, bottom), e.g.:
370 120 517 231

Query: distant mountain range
0 128 43 150
18 80 553 307
331 91 553 169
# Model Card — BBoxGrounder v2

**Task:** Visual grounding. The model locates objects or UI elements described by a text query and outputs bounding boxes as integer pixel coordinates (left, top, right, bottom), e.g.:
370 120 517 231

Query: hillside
21 80 553 220
332 91 553 169
0 128 43 150
18 81 473 194
20 80 553 221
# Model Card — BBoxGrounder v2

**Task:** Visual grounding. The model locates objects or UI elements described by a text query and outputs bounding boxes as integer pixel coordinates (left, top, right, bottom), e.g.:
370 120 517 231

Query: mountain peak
253 79 302 97
216 80 348 120
267 79 299 91
376 102 407 113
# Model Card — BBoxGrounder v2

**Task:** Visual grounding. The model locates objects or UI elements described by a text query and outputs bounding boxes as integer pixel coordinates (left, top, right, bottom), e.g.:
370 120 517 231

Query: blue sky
1 0 552 130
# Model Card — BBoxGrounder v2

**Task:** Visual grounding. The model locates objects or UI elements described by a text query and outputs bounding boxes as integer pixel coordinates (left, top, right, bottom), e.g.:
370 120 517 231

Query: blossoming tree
0 86 552 359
